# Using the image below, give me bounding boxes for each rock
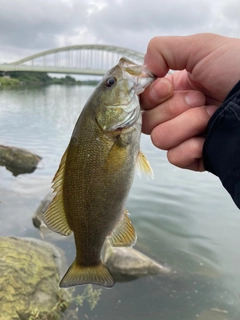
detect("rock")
[102,240,172,282]
[0,144,42,176]
[0,236,71,320]
[32,192,54,231]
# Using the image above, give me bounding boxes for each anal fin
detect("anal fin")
[109,209,137,247]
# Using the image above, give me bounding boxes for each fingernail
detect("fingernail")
[206,105,218,117]
[185,92,205,107]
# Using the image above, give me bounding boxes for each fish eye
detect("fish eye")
[105,77,116,87]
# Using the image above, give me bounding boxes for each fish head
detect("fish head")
[95,57,155,133]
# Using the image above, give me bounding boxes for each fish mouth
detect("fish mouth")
[134,69,156,95]
[119,57,156,95]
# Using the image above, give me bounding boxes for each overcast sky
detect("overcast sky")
[0,0,240,63]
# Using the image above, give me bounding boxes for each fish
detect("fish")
[43,57,155,288]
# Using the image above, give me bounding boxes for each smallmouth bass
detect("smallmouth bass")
[43,57,155,288]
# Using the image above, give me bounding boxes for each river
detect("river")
[0,84,240,320]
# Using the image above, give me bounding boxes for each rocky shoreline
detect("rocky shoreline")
[0,236,71,320]
[0,143,173,319]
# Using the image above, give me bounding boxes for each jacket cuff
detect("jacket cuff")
[203,81,240,208]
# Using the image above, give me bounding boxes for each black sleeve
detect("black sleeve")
[203,81,240,209]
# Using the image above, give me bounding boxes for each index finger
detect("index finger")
[144,34,217,76]
[140,77,173,110]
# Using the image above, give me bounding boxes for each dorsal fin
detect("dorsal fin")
[109,210,137,247]
[136,150,154,179]
[43,148,72,236]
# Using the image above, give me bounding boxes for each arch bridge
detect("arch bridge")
[0,45,144,75]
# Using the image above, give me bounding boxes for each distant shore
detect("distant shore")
[0,77,20,87]
[0,71,99,88]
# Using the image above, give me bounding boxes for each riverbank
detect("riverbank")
[0,77,20,87]
[0,71,99,87]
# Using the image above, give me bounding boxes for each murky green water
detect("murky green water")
[1,85,240,320]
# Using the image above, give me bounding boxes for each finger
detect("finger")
[151,105,218,150]
[167,136,205,171]
[140,77,173,110]
[142,90,206,134]
[164,72,221,106]
[165,70,194,91]
[144,34,218,76]
[144,34,235,101]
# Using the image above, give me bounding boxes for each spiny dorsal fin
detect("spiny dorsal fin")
[136,150,154,179]
[60,260,115,288]
[43,148,72,236]
[109,209,137,247]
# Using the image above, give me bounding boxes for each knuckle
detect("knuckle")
[187,107,209,132]
[167,149,179,166]
[148,37,160,50]
[151,127,167,150]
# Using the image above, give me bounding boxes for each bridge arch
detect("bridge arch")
[0,45,144,75]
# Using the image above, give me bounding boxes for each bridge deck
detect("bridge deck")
[0,64,107,75]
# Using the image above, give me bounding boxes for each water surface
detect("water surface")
[0,85,240,320]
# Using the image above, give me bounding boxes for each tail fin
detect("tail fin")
[60,260,115,288]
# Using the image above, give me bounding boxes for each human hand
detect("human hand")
[141,33,240,171]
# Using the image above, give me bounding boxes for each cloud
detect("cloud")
[0,0,89,49]
[0,0,240,62]
[89,0,212,32]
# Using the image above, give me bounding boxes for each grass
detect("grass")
[0,77,20,87]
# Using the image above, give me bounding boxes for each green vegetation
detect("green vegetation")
[7,71,51,84]
[0,77,20,86]
[0,71,99,87]
[28,284,102,320]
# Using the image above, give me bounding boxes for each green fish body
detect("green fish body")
[43,57,155,288]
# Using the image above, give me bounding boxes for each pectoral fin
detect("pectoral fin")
[43,148,72,236]
[136,150,154,179]
[109,210,137,247]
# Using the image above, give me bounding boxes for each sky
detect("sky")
[0,0,240,63]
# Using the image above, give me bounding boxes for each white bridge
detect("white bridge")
[0,45,144,75]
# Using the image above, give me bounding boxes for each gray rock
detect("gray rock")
[0,144,42,176]
[32,192,54,231]
[0,236,71,320]
[102,240,172,282]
